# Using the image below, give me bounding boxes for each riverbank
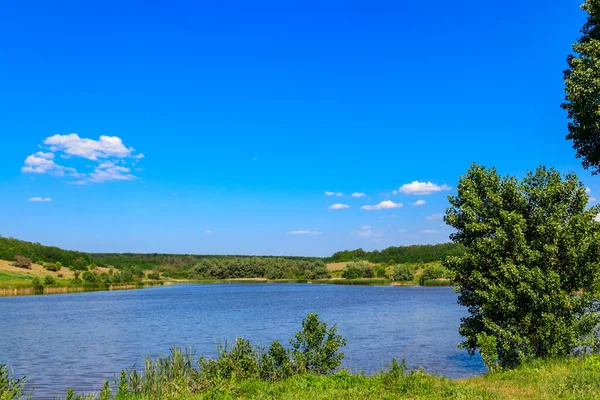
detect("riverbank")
[0,278,455,297]
[145,356,599,399]
[4,353,597,399]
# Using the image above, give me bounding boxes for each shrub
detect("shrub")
[341,261,374,279]
[393,265,414,281]
[82,271,97,283]
[374,265,387,278]
[44,275,56,285]
[12,255,32,269]
[43,263,61,272]
[92,313,347,398]
[290,312,347,375]
[119,270,133,283]
[147,271,160,280]
[0,365,25,399]
[419,266,445,285]
[341,265,362,279]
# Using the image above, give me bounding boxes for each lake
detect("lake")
[0,283,484,399]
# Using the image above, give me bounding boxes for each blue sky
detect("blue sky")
[0,0,595,256]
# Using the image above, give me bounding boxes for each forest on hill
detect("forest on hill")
[327,243,465,264]
[0,235,463,270]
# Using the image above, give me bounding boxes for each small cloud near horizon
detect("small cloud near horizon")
[354,225,383,237]
[361,200,403,211]
[328,203,349,210]
[29,197,52,202]
[351,192,366,198]
[288,230,322,235]
[399,181,451,195]
[412,199,426,206]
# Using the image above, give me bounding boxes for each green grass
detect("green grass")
[0,271,34,288]
[18,355,600,399]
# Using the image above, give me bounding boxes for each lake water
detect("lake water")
[0,284,484,399]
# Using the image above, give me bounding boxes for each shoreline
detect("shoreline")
[0,278,454,298]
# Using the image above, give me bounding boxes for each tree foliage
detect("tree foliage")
[444,164,600,368]
[11,255,32,269]
[328,243,464,264]
[563,0,600,173]
[392,265,414,281]
[289,313,347,375]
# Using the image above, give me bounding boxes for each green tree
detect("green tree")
[444,164,600,368]
[563,0,600,173]
[44,275,56,285]
[419,266,445,285]
[374,265,387,278]
[392,265,414,281]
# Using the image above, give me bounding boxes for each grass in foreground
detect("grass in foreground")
[3,313,600,400]
[6,355,600,399]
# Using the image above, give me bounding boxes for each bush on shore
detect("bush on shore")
[11,255,32,270]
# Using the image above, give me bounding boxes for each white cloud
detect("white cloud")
[590,197,597,203]
[22,152,73,176]
[412,199,426,206]
[392,190,398,195]
[22,133,143,184]
[380,214,398,219]
[288,230,322,235]
[595,214,600,223]
[354,225,383,237]
[586,187,592,195]
[328,203,350,210]
[351,192,366,198]
[325,191,335,196]
[421,229,439,234]
[29,197,52,202]
[204,230,213,234]
[35,151,54,160]
[398,181,451,195]
[361,200,403,211]
[89,164,137,183]
[44,133,139,160]
[398,228,408,233]
[425,213,444,220]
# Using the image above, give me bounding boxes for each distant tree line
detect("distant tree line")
[327,243,465,264]
[0,236,95,268]
[90,253,320,270]
[1,236,458,281]
[163,257,329,280]
[0,236,329,280]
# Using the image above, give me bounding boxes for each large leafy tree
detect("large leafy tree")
[444,164,600,368]
[563,0,600,173]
